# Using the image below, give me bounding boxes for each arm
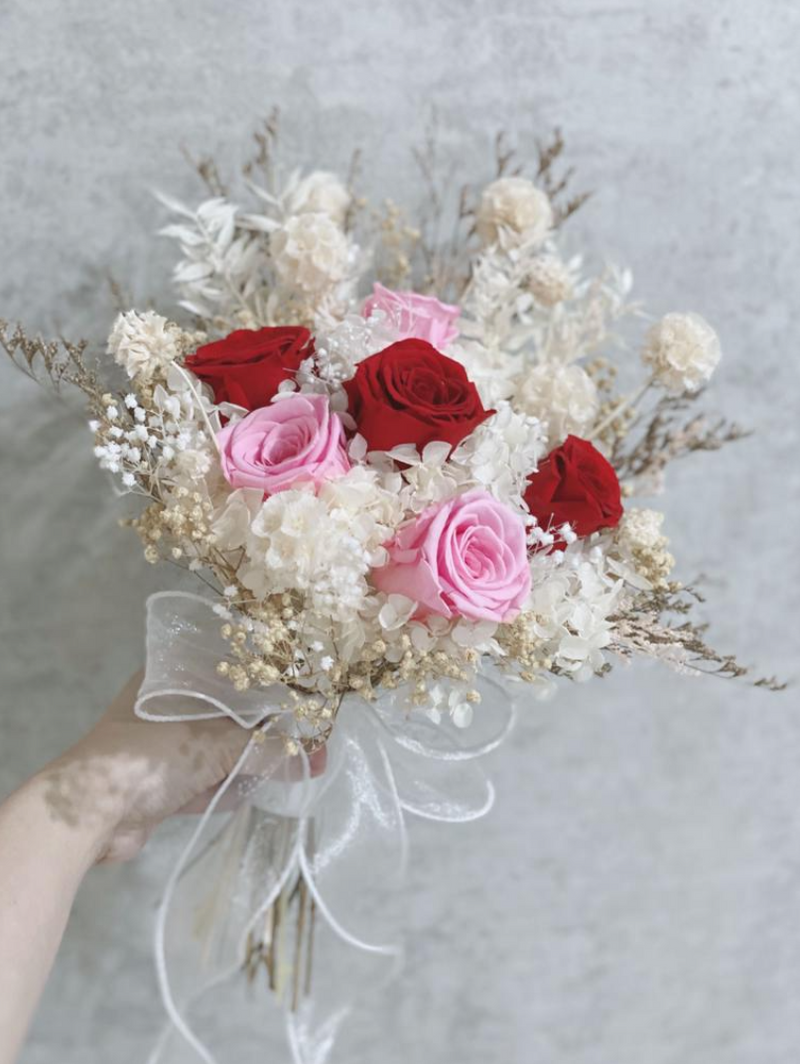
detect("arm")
[0,673,252,1064]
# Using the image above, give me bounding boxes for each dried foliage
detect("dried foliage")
[241,108,281,184]
[492,127,592,225]
[614,390,751,491]
[0,319,104,414]
[410,123,591,302]
[533,128,592,226]
[611,583,787,691]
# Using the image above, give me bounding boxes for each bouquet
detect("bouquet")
[1,120,781,1063]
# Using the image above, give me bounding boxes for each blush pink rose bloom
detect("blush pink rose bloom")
[362,282,460,349]
[373,489,531,623]
[217,393,350,494]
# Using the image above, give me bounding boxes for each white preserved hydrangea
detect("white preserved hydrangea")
[515,362,599,448]
[287,171,351,227]
[240,489,367,616]
[642,312,721,394]
[451,401,546,511]
[476,176,553,249]
[271,212,350,294]
[318,464,404,556]
[387,441,465,514]
[526,545,625,679]
[383,404,544,516]
[107,310,181,381]
[221,467,402,624]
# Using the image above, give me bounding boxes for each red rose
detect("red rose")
[185,326,314,410]
[524,435,623,544]
[343,339,493,453]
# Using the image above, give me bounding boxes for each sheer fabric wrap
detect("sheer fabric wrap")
[135,592,517,1064]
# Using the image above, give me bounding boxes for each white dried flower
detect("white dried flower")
[618,508,666,552]
[107,310,181,381]
[378,594,417,631]
[476,176,553,248]
[515,362,599,448]
[447,339,517,408]
[271,212,349,294]
[171,446,214,482]
[526,254,574,306]
[288,171,351,227]
[526,544,624,679]
[615,507,675,589]
[642,312,721,394]
[212,488,263,552]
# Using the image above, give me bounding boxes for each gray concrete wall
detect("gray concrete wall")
[1,1,799,1061]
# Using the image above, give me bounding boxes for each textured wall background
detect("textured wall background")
[1,1,799,1062]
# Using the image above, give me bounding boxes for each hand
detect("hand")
[0,671,324,1063]
[38,672,323,863]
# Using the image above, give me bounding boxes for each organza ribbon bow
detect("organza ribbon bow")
[134,591,516,1064]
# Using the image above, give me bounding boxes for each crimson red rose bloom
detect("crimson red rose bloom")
[185,326,314,410]
[343,339,493,453]
[524,435,623,543]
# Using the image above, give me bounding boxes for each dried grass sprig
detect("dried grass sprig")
[534,128,592,226]
[242,108,281,184]
[180,143,228,198]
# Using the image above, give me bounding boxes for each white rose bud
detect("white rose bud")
[642,312,721,394]
[271,212,350,294]
[288,170,351,227]
[516,362,599,447]
[107,310,181,381]
[476,176,553,249]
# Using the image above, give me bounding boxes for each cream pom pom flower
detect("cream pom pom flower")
[476,176,553,248]
[272,212,350,294]
[642,312,721,394]
[526,254,574,306]
[287,171,351,227]
[515,361,599,447]
[107,310,181,381]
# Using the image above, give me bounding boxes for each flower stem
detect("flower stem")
[592,377,653,438]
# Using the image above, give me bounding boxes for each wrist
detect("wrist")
[31,745,132,867]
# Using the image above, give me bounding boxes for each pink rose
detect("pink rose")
[362,283,460,349]
[373,489,531,623]
[217,393,350,494]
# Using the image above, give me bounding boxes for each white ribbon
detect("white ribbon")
[135,591,517,1064]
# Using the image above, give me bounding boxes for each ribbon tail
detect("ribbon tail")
[147,736,257,1064]
[146,728,312,1064]
[283,704,408,1064]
